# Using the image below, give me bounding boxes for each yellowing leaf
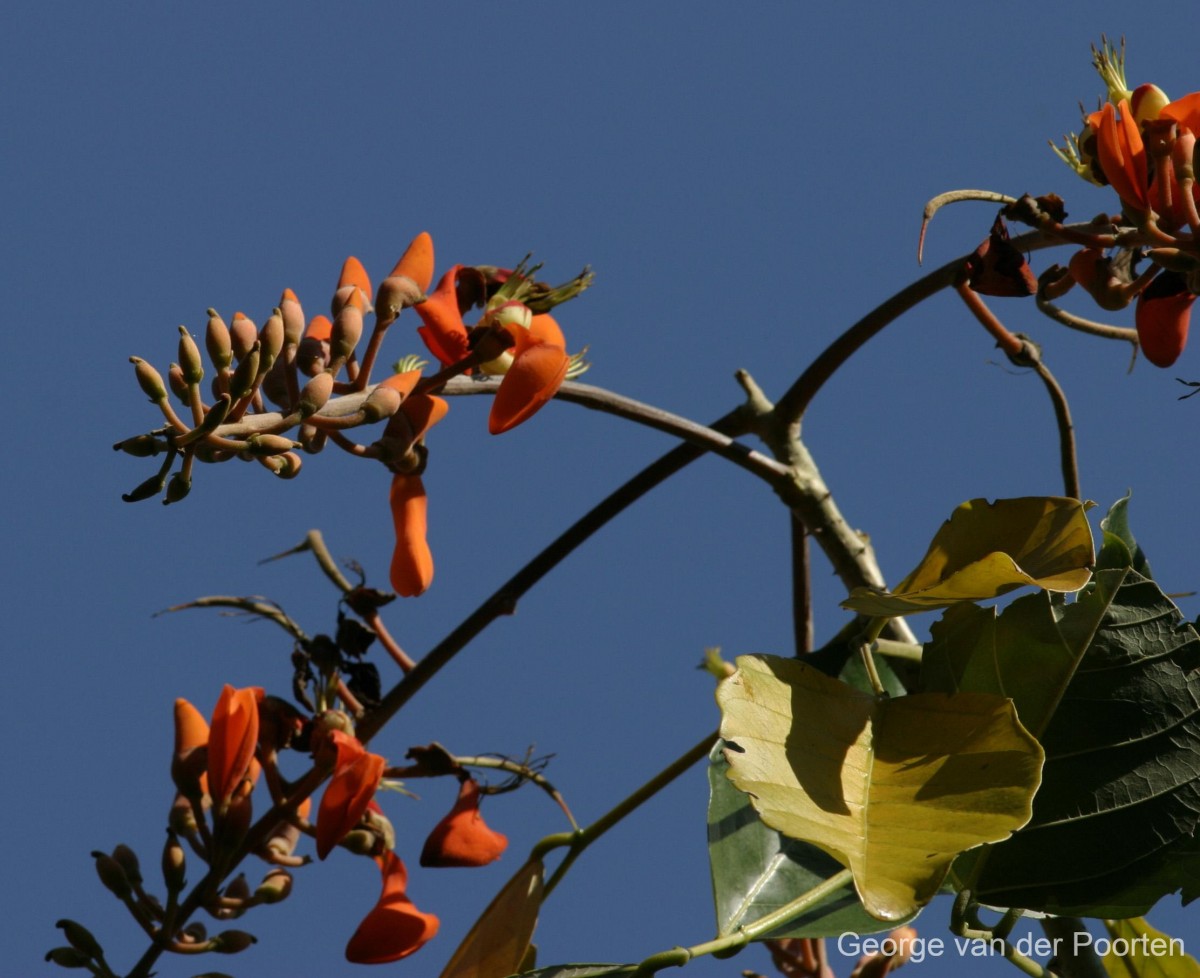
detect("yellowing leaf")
[843,496,1093,616]
[439,859,544,978]
[717,655,1043,921]
[1101,918,1200,978]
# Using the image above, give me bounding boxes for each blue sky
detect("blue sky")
[4,4,1197,977]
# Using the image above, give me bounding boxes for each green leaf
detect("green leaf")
[935,567,1200,915]
[716,655,1043,922]
[1098,492,1153,576]
[923,568,1125,739]
[438,860,543,978]
[1101,918,1200,978]
[843,497,1094,617]
[707,743,913,939]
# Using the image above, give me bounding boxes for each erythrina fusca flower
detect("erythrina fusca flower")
[316,731,386,860]
[415,265,471,367]
[488,329,570,434]
[1136,270,1194,367]
[389,474,433,598]
[207,685,262,808]
[376,232,435,328]
[344,851,439,963]
[420,778,509,868]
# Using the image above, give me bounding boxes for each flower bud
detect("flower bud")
[229,312,258,361]
[92,850,132,900]
[167,363,188,402]
[206,309,232,370]
[258,310,284,377]
[162,831,187,893]
[279,288,305,349]
[131,357,168,402]
[110,845,143,886]
[178,326,204,386]
[296,371,333,418]
[254,869,294,904]
[56,919,104,959]
[212,929,257,954]
[228,342,261,400]
[361,384,403,423]
[330,291,365,369]
[332,256,373,318]
[45,947,91,968]
[163,471,191,505]
[114,434,163,457]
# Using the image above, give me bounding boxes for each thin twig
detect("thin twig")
[1030,357,1081,500]
[1035,295,1139,346]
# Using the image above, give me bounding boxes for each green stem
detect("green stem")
[533,730,718,899]
[632,869,854,976]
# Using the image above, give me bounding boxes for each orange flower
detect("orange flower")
[172,697,211,799]
[316,731,386,859]
[488,331,569,435]
[1088,100,1151,215]
[377,232,435,328]
[333,256,373,317]
[420,778,508,868]
[344,851,439,963]
[388,473,433,598]
[207,686,262,807]
[1136,270,1194,367]
[415,266,471,367]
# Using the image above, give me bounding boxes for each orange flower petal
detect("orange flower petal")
[488,339,569,435]
[345,851,440,963]
[316,732,386,859]
[389,474,434,598]
[338,256,372,299]
[1092,100,1150,213]
[378,369,422,400]
[400,393,449,443]
[1161,92,1200,137]
[207,686,261,805]
[420,779,508,868]
[304,315,333,342]
[415,266,471,367]
[387,232,435,293]
[174,698,210,756]
[528,312,566,348]
[1136,270,1194,367]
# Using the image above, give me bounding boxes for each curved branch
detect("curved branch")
[774,227,1096,427]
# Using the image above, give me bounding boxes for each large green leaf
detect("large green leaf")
[843,497,1093,617]
[928,558,1200,915]
[717,655,1043,922]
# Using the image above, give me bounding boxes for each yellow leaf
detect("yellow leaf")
[438,859,544,978]
[717,655,1043,921]
[843,496,1093,616]
[1101,918,1200,978]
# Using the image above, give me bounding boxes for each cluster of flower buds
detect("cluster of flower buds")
[1046,38,1200,366]
[116,233,592,600]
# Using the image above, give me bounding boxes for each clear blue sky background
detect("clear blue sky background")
[4,4,1197,977]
